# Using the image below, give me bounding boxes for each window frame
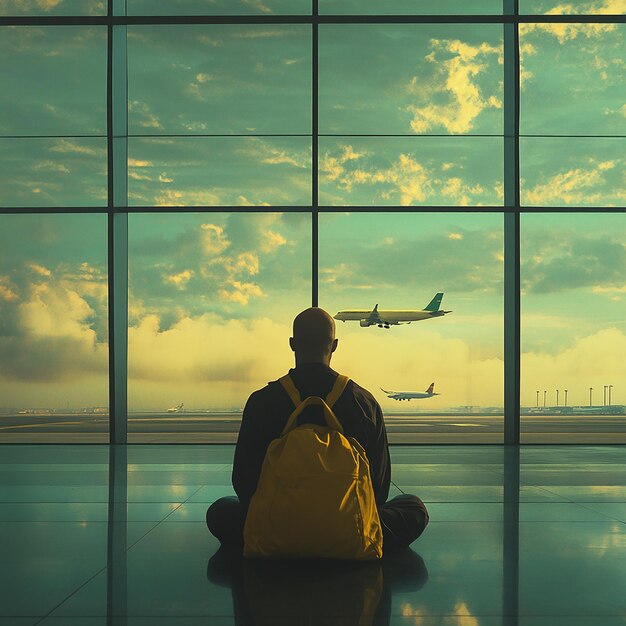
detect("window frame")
[1,1,623,444]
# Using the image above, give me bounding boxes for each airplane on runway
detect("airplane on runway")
[334,293,451,329]
[381,383,440,401]
[167,403,184,413]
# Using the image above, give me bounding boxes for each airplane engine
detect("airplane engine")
[359,319,371,327]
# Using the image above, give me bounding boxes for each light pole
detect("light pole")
[536,390,539,408]
[589,387,593,407]
[564,389,568,407]
[609,385,613,406]
[544,390,547,408]
[604,385,607,406]
[556,389,559,406]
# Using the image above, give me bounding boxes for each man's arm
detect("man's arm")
[368,402,391,506]
[232,392,267,515]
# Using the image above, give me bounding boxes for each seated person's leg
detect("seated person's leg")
[206,496,244,548]
[379,494,429,554]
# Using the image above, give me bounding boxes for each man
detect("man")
[206,307,429,554]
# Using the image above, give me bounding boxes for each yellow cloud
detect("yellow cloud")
[524,160,620,205]
[522,327,626,407]
[166,269,194,289]
[153,188,221,207]
[0,277,19,302]
[50,140,104,157]
[407,39,502,133]
[201,223,230,256]
[127,315,292,408]
[219,280,264,304]
[26,262,52,277]
[129,101,162,130]
[260,230,287,253]
[520,1,619,43]
[128,158,152,168]
[321,147,494,206]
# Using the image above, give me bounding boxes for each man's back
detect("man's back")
[206,307,428,555]
[232,362,391,515]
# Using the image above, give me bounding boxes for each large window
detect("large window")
[0,3,623,443]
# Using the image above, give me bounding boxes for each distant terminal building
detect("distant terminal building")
[521,405,625,416]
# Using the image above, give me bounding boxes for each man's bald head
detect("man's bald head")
[290,307,338,364]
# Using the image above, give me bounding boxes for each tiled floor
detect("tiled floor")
[1,445,625,625]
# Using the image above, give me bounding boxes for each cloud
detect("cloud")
[166,269,194,289]
[201,224,230,256]
[522,327,626,406]
[127,137,311,207]
[524,160,622,206]
[50,139,105,157]
[0,270,108,384]
[127,213,304,328]
[522,231,626,294]
[406,39,502,134]
[129,101,162,130]
[127,315,294,403]
[521,2,619,43]
[254,141,310,169]
[0,277,19,302]
[320,222,503,295]
[320,145,499,206]
[218,280,264,304]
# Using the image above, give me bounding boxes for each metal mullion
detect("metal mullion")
[107,0,129,445]
[504,0,521,446]
[107,1,116,446]
[3,205,625,214]
[312,0,319,307]
[2,13,624,27]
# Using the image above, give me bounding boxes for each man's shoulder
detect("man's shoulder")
[346,378,381,410]
[245,376,289,408]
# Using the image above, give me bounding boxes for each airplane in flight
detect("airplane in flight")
[381,383,440,401]
[334,293,451,329]
[167,403,184,413]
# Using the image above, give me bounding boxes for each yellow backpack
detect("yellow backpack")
[243,374,383,560]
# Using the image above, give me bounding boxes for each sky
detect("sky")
[0,6,624,426]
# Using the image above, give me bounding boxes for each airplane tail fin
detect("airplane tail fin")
[424,292,444,312]
[426,383,435,394]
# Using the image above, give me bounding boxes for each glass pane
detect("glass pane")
[127,212,311,442]
[0,0,105,15]
[0,26,107,136]
[320,0,502,14]
[128,25,311,135]
[520,23,624,135]
[0,214,108,443]
[128,137,311,206]
[319,137,503,206]
[320,212,504,443]
[0,138,108,208]
[520,138,624,207]
[521,213,626,443]
[320,24,503,135]
[520,0,626,14]
[128,0,311,15]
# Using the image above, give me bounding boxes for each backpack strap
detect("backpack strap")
[281,397,343,436]
[326,374,350,408]
[278,374,301,407]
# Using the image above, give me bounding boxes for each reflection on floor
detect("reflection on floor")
[0,445,625,625]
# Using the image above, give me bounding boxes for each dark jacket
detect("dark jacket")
[232,363,391,515]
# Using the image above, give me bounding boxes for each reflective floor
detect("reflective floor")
[1,445,625,625]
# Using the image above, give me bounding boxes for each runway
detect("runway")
[2,412,626,443]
